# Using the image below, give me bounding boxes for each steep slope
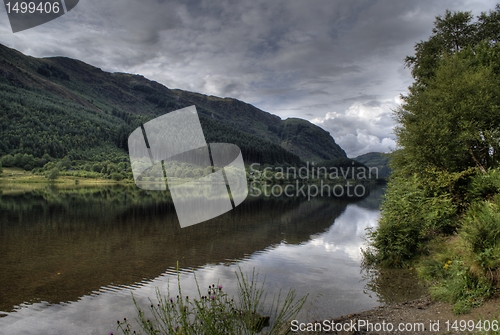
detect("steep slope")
[353,152,391,179]
[281,118,346,162]
[0,43,346,165]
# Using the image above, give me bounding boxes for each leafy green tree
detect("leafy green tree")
[1,154,15,167]
[405,5,500,86]
[92,163,104,173]
[396,44,500,176]
[369,6,500,267]
[58,156,72,170]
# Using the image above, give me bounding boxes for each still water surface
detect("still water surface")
[0,184,423,334]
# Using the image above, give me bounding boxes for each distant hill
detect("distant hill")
[0,43,346,167]
[353,152,392,179]
[281,118,346,162]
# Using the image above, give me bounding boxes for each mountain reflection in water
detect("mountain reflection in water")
[0,183,421,335]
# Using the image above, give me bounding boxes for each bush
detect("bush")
[1,154,15,167]
[414,171,500,314]
[365,172,457,267]
[467,168,500,202]
[111,172,124,181]
[460,197,500,255]
[46,167,59,180]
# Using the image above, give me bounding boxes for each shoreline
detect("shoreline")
[0,167,129,186]
[300,294,500,334]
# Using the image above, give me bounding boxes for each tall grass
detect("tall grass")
[116,268,307,335]
[414,171,500,314]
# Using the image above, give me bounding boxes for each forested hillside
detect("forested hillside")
[353,152,391,179]
[0,43,346,171]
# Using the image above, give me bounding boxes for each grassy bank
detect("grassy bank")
[0,167,129,185]
[364,168,500,315]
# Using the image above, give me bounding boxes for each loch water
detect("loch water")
[0,183,424,334]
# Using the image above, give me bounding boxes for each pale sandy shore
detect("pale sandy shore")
[296,294,500,335]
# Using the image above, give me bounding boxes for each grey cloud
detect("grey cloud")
[308,90,330,96]
[335,94,379,105]
[364,100,382,107]
[1,0,498,156]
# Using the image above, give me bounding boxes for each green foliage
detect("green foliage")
[413,169,500,314]
[467,168,500,201]
[369,4,500,269]
[367,6,500,312]
[428,260,492,314]
[200,115,303,165]
[415,240,493,315]
[46,167,59,180]
[405,5,500,85]
[366,172,457,267]
[318,158,373,179]
[279,118,346,162]
[117,268,307,335]
[37,62,70,80]
[459,190,500,284]
[397,45,500,176]
[111,172,125,181]
[460,196,500,255]
[0,42,345,167]
[354,152,392,179]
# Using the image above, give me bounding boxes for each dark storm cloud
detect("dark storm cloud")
[0,0,497,155]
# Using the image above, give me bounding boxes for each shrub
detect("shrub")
[1,154,15,167]
[414,173,500,314]
[111,172,124,181]
[467,168,500,202]
[46,167,59,180]
[365,172,457,267]
[460,198,500,255]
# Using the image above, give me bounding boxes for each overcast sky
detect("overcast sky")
[0,0,497,157]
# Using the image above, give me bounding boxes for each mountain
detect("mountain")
[353,152,391,179]
[0,43,346,167]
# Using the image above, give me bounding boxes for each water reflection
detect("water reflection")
[0,183,419,335]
